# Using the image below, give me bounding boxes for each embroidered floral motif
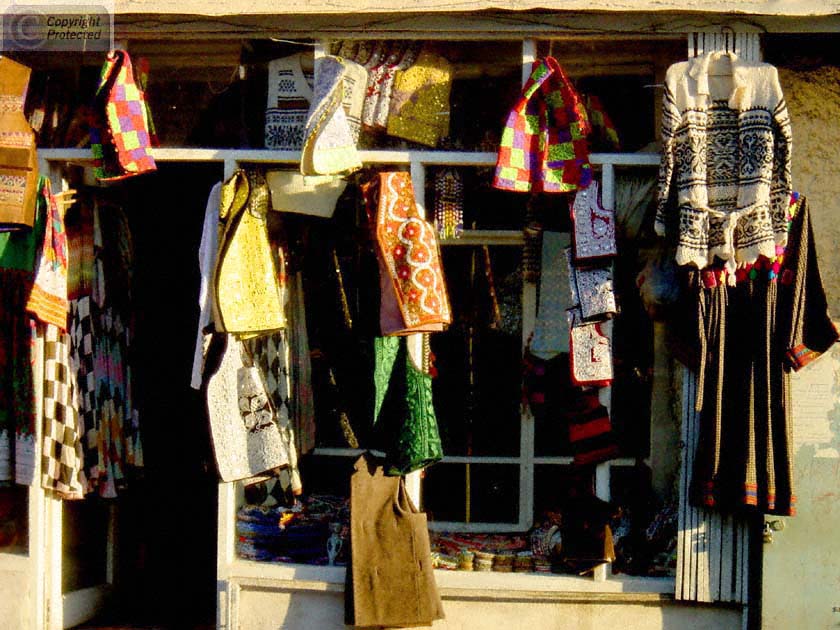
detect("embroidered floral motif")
[365,172,451,334]
[571,180,617,262]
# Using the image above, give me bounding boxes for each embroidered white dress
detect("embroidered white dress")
[655,51,793,272]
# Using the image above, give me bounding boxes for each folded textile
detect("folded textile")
[301,55,362,177]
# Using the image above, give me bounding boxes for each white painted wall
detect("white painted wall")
[0,561,34,630]
[757,65,840,629]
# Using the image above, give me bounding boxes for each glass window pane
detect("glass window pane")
[533,464,594,524]
[608,463,678,577]
[425,463,519,525]
[62,499,108,591]
[0,486,28,555]
[433,247,522,457]
[425,166,528,232]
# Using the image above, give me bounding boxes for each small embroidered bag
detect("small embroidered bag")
[567,308,613,387]
[566,249,617,321]
[571,180,617,263]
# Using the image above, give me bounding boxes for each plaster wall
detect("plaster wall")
[780,66,840,317]
[115,0,840,16]
[0,564,33,630]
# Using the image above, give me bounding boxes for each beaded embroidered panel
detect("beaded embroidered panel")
[369,172,452,331]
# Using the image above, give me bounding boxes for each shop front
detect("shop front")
[1,3,839,629]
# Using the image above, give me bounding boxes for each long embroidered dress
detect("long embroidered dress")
[672,196,837,515]
[66,197,143,498]
[0,188,41,485]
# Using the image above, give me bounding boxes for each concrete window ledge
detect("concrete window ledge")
[224,559,676,602]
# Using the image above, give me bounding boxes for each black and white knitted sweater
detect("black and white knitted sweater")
[655,51,793,272]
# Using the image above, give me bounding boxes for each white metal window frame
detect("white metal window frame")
[35,38,674,620]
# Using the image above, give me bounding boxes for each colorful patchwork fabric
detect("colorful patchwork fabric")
[363,172,452,335]
[494,57,591,194]
[134,56,159,147]
[91,50,156,182]
[26,177,69,331]
[583,94,620,152]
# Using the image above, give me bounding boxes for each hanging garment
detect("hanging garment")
[244,331,302,494]
[565,389,618,466]
[213,170,285,336]
[655,51,793,272]
[190,181,222,390]
[300,55,362,177]
[363,171,451,336]
[387,48,452,147]
[0,56,38,231]
[372,42,421,129]
[583,93,621,152]
[133,57,159,146]
[287,272,316,456]
[567,255,618,322]
[493,56,591,194]
[265,53,314,150]
[571,180,617,263]
[67,198,143,498]
[25,178,69,330]
[66,197,97,490]
[522,347,564,422]
[90,50,157,182]
[0,217,39,484]
[568,309,613,387]
[205,333,300,483]
[676,196,838,516]
[373,334,443,475]
[361,41,410,129]
[345,452,444,628]
[530,231,572,360]
[40,323,86,499]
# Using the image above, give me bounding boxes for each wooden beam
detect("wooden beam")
[113,11,840,41]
